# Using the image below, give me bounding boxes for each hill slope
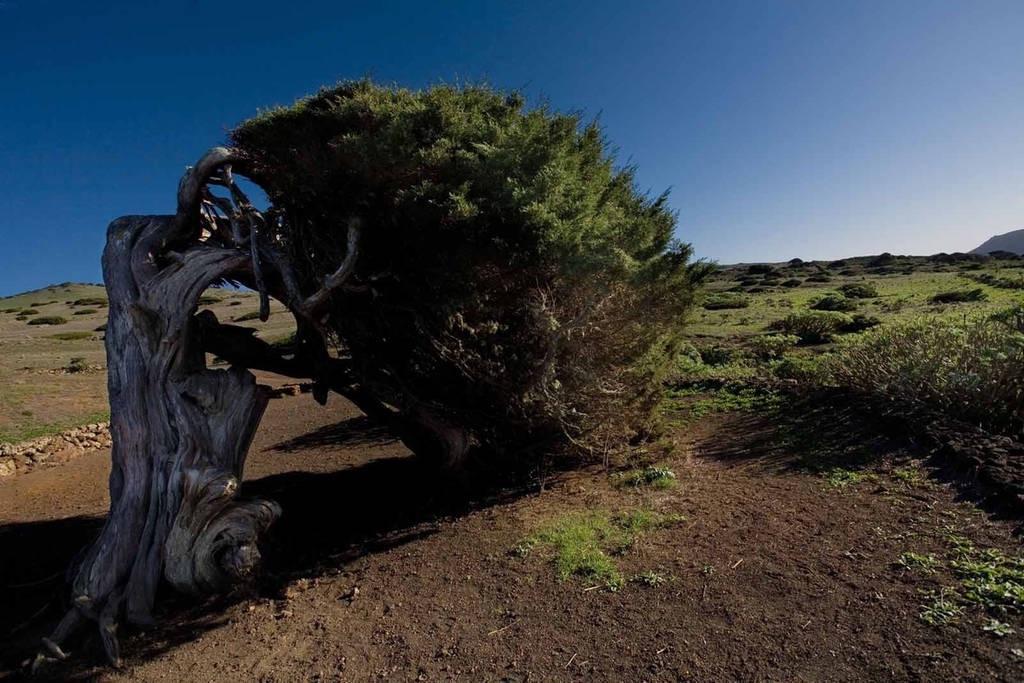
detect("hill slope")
[972,228,1024,255]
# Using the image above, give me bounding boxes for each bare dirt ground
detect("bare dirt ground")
[2,391,1023,681]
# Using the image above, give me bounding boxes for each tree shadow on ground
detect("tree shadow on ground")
[0,417,536,680]
[698,391,1024,528]
[269,414,396,452]
[697,395,913,475]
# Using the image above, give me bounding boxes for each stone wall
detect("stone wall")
[0,422,111,478]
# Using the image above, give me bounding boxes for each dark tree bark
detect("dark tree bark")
[35,148,471,670]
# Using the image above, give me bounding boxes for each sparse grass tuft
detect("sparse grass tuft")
[614,465,677,489]
[518,510,684,590]
[27,316,67,326]
[48,331,93,341]
[824,467,866,488]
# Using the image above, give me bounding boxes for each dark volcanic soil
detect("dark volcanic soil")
[1,394,1022,681]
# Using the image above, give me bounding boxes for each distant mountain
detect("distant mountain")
[971,229,1024,256]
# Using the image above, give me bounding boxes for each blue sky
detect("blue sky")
[1,1,1022,296]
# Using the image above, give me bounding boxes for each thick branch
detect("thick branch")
[301,218,361,317]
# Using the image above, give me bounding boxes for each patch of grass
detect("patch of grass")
[824,467,866,488]
[73,308,98,315]
[517,510,684,590]
[0,410,111,444]
[891,466,922,485]
[72,297,107,306]
[665,384,782,422]
[19,309,39,315]
[198,295,221,305]
[234,311,262,322]
[613,465,677,489]
[48,331,93,341]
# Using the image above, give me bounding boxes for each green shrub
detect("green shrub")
[823,318,1024,437]
[991,303,1024,333]
[770,311,852,344]
[838,282,878,299]
[929,288,986,304]
[703,294,749,310]
[66,357,88,373]
[73,297,107,306]
[840,314,882,333]
[73,308,97,315]
[234,311,261,322]
[49,331,93,341]
[749,333,799,361]
[746,264,778,275]
[806,274,831,283]
[20,309,39,315]
[27,316,67,326]
[810,294,857,312]
[198,295,221,305]
[697,344,736,366]
[781,278,802,288]
[1,307,20,313]
[232,80,712,459]
[771,355,823,382]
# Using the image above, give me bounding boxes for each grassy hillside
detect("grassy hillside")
[0,284,296,443]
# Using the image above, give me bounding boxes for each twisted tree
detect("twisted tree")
[36,81,709,668]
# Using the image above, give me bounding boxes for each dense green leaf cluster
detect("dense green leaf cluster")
[232,81,709,460]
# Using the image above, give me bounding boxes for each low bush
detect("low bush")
[703,294,749,310]
[823,318,1023,438]
[770,311,852,344]
[840,314,882,333]
[66,357,88,373]
[747,264,778,275]
[73,308,97,315]
[20,309,39,315]
[805,274,831,283]
[234,311,262,322]
[73,297,107,306]
[781,278,802,288]
[838,282,879,299]
[697,344,737,366]
[991,303,1024,333]
[929,288,986,304]
[27,316,67,326]
[748,333,799,361]
[198,295,221,305]
[771,355,823,382]
[49,331,93,341]
[810,294,857,312]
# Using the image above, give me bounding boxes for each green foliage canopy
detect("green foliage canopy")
[231,81,710,459]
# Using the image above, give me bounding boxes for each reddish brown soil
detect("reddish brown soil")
[1,396,1022,681]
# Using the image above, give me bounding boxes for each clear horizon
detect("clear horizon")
[1,0,1022,297]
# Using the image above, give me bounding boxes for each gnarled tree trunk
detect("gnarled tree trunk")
[35,149,471,670]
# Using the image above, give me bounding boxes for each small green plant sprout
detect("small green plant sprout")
[950,548,1024,611]
[891,466,921,485]
[614,465,677,489]
[898,552,939,574]
[632,570,668,587]
[701,564,715,577]
[919,588,964,625]
[511,538,536,558]
[824,467,865,488]
[982,619,1015,637]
